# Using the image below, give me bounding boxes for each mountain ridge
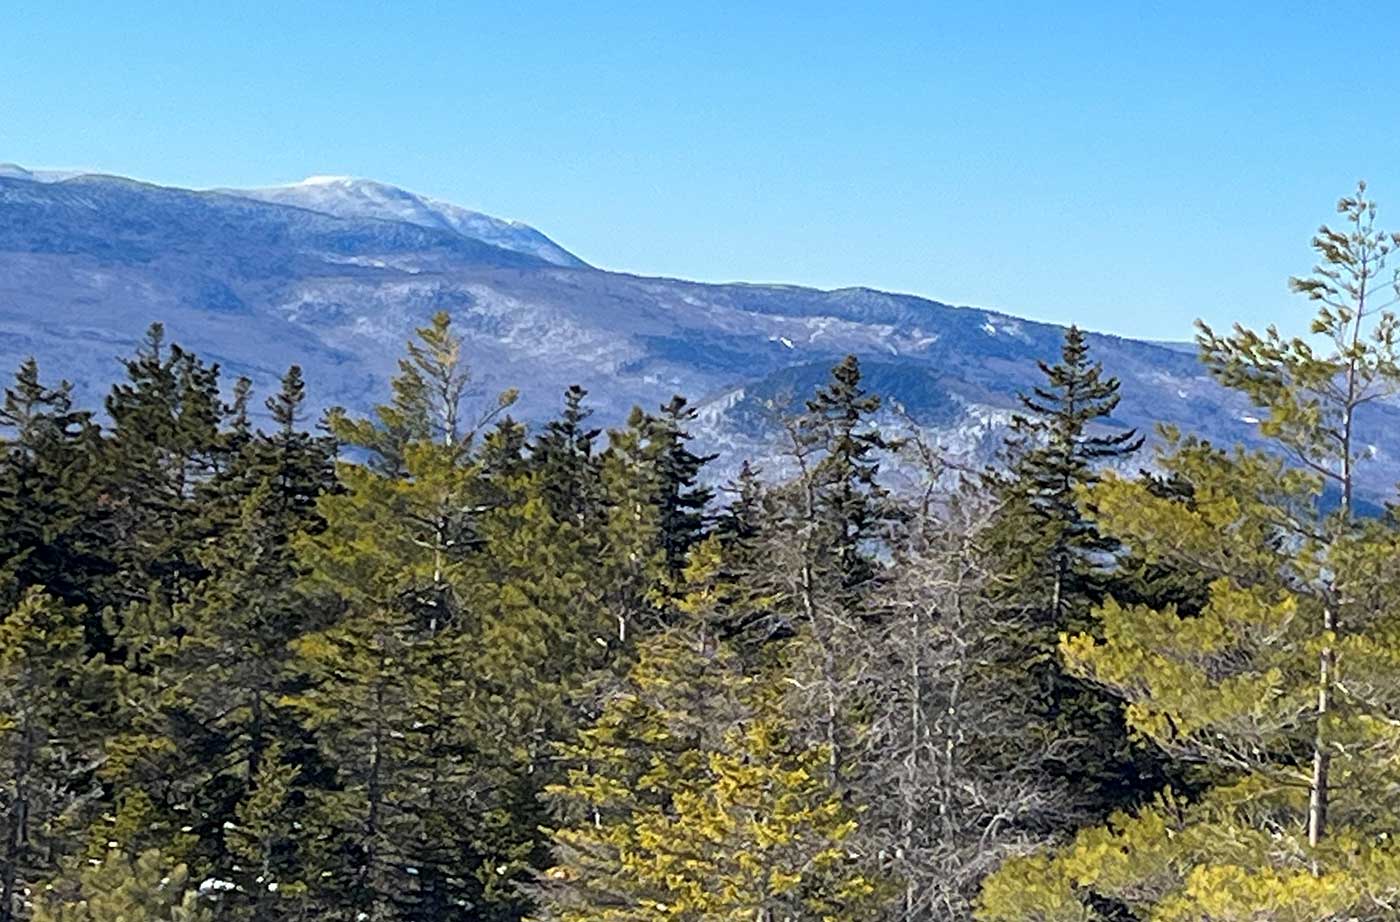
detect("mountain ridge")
[2,165,1395,493]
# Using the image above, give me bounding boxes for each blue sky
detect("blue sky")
[3,2,1398,341]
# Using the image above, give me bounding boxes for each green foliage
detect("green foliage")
[31,849,212,922]
[979,183,1400,922]
[988,324,1143,630]
[0,360,106,616]
[0,590,107,922]
[15,188,1400,922]
[535,629,888,922]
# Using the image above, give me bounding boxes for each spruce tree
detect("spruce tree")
[979,182,1400,922]
[794,354,898,592]
[0,360,106,617]
[759,356,898,783]
[980,325,1165,812]
[97,364,335,889]
[291,313,537,921]
[529,386,602,529]
[991,324,1143,630]
[596,409,666,645]
[645,395,716,581]
[98,325,229,610]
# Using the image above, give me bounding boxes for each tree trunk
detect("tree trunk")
[1307,604,1335,850]
[0,721,35,922]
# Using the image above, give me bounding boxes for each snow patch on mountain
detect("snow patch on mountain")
[228,176,588,269]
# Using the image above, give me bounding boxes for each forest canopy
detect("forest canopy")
[3,183,1400,922]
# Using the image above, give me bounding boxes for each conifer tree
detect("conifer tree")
[31,848,213,922]
[0,590,107,922]
[990,325,1142,630]
[535,625,887,922]
[98,324,230,609]
[645,395,716,581]
[291,313,536,921]
[794,354,897,592]
[596,409,667,645]
[93,364,334,890]
[980,326,1166,812]
[529,386,602,529]
[245,365,338,526]
[222,742,313,922]
[979,183,1400,922]
[0,360,106,616]
[760,356,898,784]
[101,473,326,878]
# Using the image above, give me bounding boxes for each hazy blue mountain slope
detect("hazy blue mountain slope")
[2,168,1397,495]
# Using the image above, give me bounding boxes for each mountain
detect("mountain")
[229,175,588,269]
[1,167,1397,495]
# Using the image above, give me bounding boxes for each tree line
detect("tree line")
[3,183,1400,921]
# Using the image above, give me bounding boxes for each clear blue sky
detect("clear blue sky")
[4,2,1398,341]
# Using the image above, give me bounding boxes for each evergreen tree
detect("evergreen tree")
[0,590,107,922]
[758,356,899,784]
[529,386,602,529]
[794,354,898,592]
[980,326,1167,812]
[98,324,230,610]
[31,849,213,922]
[100,475,325,885]
[645,395,716,581]
[979,183,1400,922]
[94,365,335,892]
[291,314,537,921]
[0,360,106,617]
[222,742,313,922]
[246,365,338,526]
[990,324,1143,630]
[596,409,666,645]
[534,627,888,922]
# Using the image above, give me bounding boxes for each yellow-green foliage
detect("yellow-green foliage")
[32,849,212,922]
[979,439,1400,920]
[980,783,1400,922]
[981,180,1400,922]
[535,632,886,922]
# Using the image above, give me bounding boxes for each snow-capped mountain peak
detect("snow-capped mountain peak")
[229,176,587,269]
[294,174,358,186]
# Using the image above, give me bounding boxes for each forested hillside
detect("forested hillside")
[4,185,1400,922]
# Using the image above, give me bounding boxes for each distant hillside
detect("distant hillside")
[3,167,1398,494]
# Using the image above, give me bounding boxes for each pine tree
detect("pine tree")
[979,182,1400,922]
